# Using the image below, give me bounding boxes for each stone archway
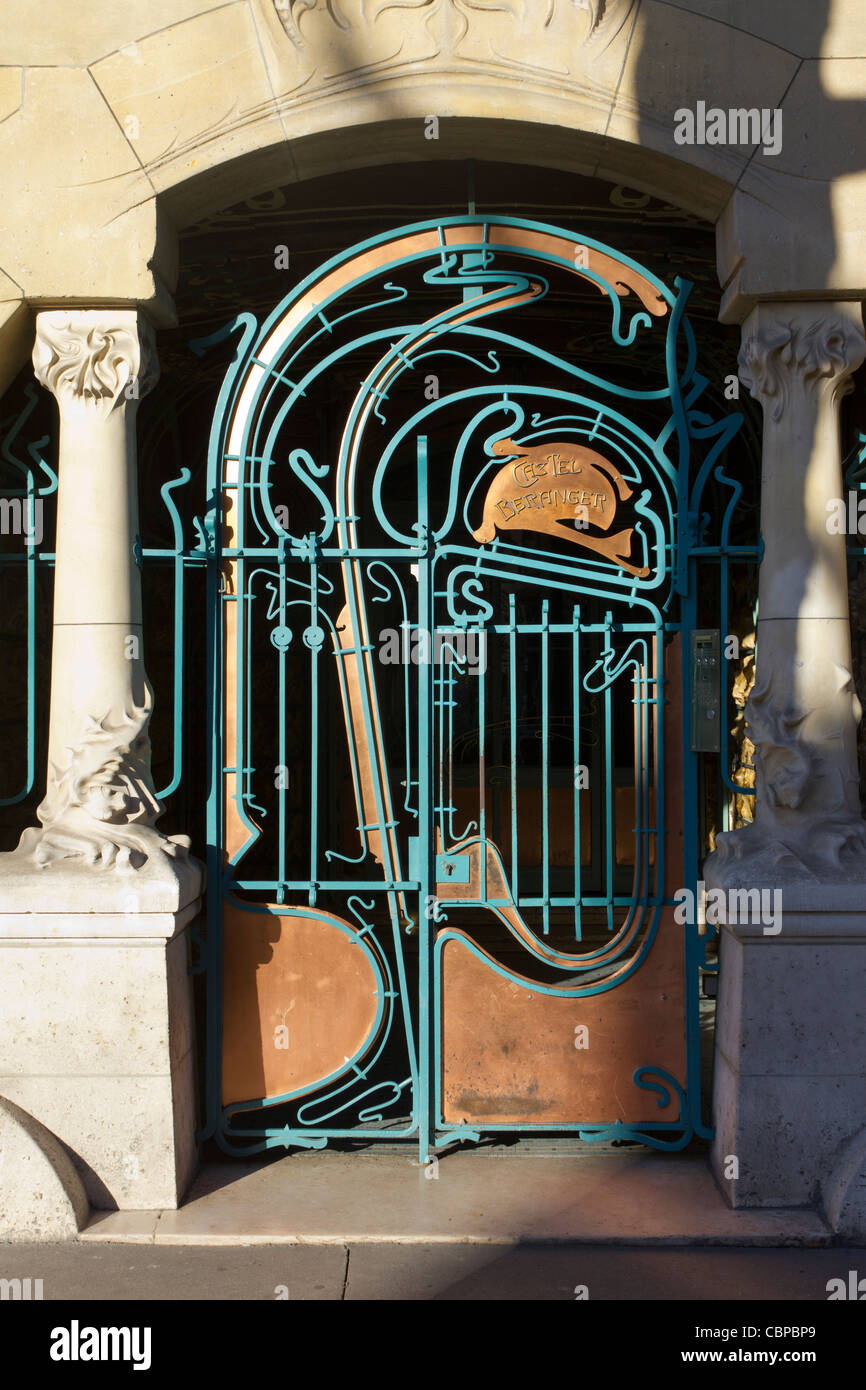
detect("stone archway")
[6,0,856,386]
[1,0,866,1232]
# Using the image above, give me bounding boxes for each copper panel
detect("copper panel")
[446,223,668,318]
[441,637,685,1125]
[251,228,446,375]
[473,438,651,575]
[221,899,382,1108]
[435,831,646,974]
[332,602,389,867]
[440,917,685,1124]
[223,583,251,863]
[221,487,251,863]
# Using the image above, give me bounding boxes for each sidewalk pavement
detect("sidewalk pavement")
[4,1147,861,1300]
[1,1241,863,1300]
[80,1148,830,1247]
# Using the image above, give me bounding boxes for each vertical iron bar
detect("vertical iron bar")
[572,603,582,941]
[509,592,518,902]
[541,598,550,937]
[478,625,486,845]
[682,570,711,1138]
[203,484,223,1144]
[277,535,287,904]
[604,609,614,933]
[436,629,445,845]
[309,536,319,905]
[446,647,456,843]
[24,475,36,799]
[641,653,649,902]
[416,437,433,1160]
[720,552,731,834]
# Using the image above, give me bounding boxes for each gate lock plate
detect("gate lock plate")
[407,837,472,884]
[435,854,471,884]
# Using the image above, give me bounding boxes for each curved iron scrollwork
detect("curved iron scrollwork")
[194,215,748,1157]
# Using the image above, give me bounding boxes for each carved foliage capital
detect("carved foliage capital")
[32,311,159,421]
[738,309,866,423]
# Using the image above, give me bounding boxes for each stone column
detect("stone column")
[8,311,198,893]
[705,302,866,1229]
[0,311,202,1228]
[711,302,866,883]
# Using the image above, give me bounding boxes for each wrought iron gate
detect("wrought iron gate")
[198,216,750,1157]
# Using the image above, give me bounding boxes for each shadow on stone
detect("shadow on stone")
[0,1096,89,1242]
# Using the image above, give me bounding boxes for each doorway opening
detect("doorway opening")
[131,160,760,1157]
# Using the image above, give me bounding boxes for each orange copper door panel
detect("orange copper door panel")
[221,900,382,1108]
[440,637,686,1126]
[439,915,684,1125]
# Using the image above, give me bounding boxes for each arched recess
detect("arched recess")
[158,118,736,235]
[0,115,739,392]
[4,0,858,383]
[185,200,751,1158]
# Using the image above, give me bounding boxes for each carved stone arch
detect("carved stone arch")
[1,0,860,391]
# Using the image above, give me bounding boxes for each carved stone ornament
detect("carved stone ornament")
[709,669,866,884]
[32,312,159,421]
[738,315,866,423]
[15,685,190,872]
[271,0,637,78]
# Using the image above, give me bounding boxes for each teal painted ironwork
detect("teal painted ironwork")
[0,222,765,1162]
[178,215,756,1157]
[0,387,56,807]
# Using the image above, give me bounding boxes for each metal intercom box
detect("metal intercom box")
[690,629,720,752]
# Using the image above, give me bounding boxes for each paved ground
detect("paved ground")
[80,1148,831,1246]
[1,1241,864,1300]
[7,1149,861,1305]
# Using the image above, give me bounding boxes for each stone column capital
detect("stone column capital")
[32,309,158,422]
[737,302,865,423]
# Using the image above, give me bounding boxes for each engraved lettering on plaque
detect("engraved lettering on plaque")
[473,438,650,577]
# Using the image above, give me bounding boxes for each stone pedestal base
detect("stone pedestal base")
[0,858,202,1220]
[709,882,866,1228]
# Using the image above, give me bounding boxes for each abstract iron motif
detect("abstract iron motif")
[196,216,749,1158]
